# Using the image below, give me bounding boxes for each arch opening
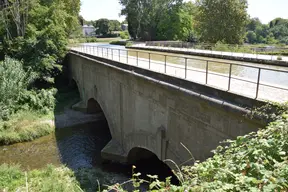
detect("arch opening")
[87,98,103,114]
[127,147,179,185]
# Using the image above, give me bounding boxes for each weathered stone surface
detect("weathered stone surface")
[68,52,264,168]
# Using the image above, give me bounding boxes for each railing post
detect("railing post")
[228,64,232,91]
[185,58,187,79]
[149,53,151,69]
[126,50,128,64]
[206,61,209,84]
[93,46,95,55]
[136,51,138,66]
[97,47,98,56]
[255,68,261,99]
[164,55,167,73]
[119,49,120,62]
[102,47,103,57]
[112,49,114,60]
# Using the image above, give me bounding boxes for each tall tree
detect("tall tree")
[194,0,248,44]
[120,0,184,40]
[0,0,81,84]
[94,18,110,35]
[109,20,121,32]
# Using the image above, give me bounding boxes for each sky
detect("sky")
[80,0,288,24]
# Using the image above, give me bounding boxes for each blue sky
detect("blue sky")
[80,0,288,24]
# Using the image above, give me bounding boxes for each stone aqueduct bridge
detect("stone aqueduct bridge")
[67,50,264,168]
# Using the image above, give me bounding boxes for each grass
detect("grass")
[0,164,82,192]
[0,88,80,145]
[0,111,54,145]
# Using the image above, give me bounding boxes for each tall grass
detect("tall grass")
[0,111,54,145]
[0,164,82,192]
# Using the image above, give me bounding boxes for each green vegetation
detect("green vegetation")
[68,37,122,46]
[109,40,129,46]
[0,0,81,84]
[246,18,288,44]
[194,0,248,44]
[0,57,56,121]
[107,103,288,191]
[0,111,54,145]
[120,0,288,45]
[120,31,130,39]
[0,0,81,144]
[120,0,196,41]
[0,164,82,192]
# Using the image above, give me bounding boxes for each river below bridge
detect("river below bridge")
[78,43,288,102]
[0,116,177,190]
[0,121,131,189]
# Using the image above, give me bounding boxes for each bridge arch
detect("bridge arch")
[127,147,179,184]
[87,98,103,114]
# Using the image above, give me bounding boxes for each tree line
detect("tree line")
[80,17,127,37]
[120,0,288,45]
[0,0,81,120]
[246,18,288,44]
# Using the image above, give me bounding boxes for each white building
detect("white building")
[82,25,95,36]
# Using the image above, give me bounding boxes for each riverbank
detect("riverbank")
[0,164,82,192]
[0,88,103,145]
[0,111,54,145]
[68,37,122,47]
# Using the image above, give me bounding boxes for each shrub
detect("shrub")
[0,57,35,120]
[0,57,57,120]
[109,40,128,46]
[120,31,130,39]
[19,88,57,114]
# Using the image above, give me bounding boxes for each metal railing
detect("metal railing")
[71,45,288,102]
[131,42,288,62]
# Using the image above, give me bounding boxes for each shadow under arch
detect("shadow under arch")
[127,147,180,185]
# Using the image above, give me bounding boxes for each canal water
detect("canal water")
[79,43,288,102]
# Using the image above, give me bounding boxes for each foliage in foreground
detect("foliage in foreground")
[0,164,82,192]
[107,107,288,191]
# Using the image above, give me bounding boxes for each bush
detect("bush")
[0,57,35,120]
[120,31,130,39]
[109,40,128,46]
[19,88,57,114]
[0,57,57,120]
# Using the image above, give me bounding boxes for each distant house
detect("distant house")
[121,24,128,31]
[82,25,95,36]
